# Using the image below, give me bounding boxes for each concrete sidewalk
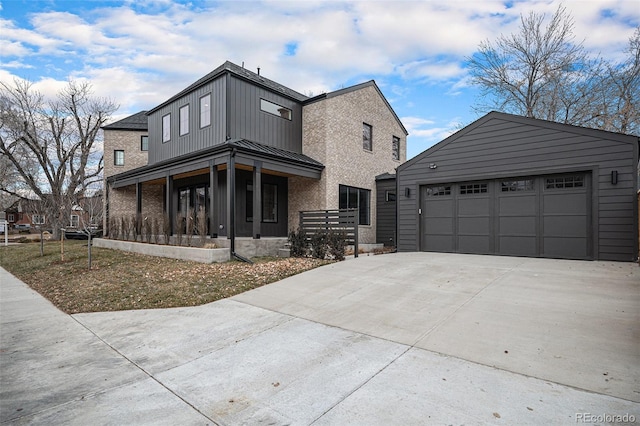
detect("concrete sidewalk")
[1,253,639,425]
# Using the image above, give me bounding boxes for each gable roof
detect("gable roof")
[304,80,408,136]
[102,111,148,131]
[399,111,639,172]
[147,61,309,115]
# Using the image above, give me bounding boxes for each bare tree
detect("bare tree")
[0,79,118,239]
[75,189,103,269]
[467,5,639,135]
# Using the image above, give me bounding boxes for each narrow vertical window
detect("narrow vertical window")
[392,136,400,161]
[140,135,148,151]
[114,150,124,166]
[70,215,79,228]
[179,105,189,136]
[200,94,211,128]
[162,114,171,143]
[363,123,372,151]
[262,183,278,222]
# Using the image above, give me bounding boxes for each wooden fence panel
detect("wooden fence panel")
[299,209,359,257]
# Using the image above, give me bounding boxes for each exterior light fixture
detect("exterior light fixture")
[611,170,618,185]
[429,163,437,169]
[405,187,411,197]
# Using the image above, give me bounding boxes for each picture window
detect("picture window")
[260,99,291,120]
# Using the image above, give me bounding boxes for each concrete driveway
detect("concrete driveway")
[1,253,639,425]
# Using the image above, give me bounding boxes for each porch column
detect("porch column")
[253,161,262,239]
[209,161,218,238]
[227,151,236,247]
[165,173,173,236]
[135,180,142,236]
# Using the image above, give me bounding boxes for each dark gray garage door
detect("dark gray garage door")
[420,173,590,259]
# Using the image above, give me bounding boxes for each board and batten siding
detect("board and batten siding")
[397,112,639,261]
[227,75,303,153]
[148,76,226,164]
[376,176,397,246]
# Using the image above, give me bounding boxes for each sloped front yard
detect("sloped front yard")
[0,240,330,314]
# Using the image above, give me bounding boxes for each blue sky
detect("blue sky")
[1,0,638,158]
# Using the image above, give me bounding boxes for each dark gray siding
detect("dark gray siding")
[376,177,397,246]
[227,75,303,153]
[148,77,226,164]
[397,112,638,261]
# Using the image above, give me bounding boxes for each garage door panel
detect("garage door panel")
[543,193,587,214]
[424,235,454,252]
[499,196,536,215]
[458,235,491,254]
[499,236,537,256]
[425,199,454,217]
[423,218,453,234]
[543,237,588,259]
[543,216,587,237]
[458,198,490,215]
[458,217,490,235]
[499,216,536,236]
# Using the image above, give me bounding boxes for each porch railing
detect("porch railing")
[299,209,359,258]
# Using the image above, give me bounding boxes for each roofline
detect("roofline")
[106,139,324,183]
[398,111,639,172]
[146,61,309,115]
[101,110,148,131]
[303,80,408,136]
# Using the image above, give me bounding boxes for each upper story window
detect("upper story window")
[200,94,211,128]
[392,136,400,160]
[260,99,291,120]
[70,214,79,228]
[179,105,189,136]
[162,114,171,143]
[363,123,372,151]
[141,135,148,151]
[114,150,124,166]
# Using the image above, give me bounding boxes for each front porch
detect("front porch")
[105,139,324,257]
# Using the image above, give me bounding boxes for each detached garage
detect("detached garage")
[396,112,639,261]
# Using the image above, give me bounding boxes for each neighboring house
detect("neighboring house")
[396,111,639,262]
[103,61,407,255]
[3,195,103,232]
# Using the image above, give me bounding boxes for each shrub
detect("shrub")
[310,232,328,259]
[142,217,152,243]
[162,213,171,244]
[175,211,184,246]
[327,229,347,261]
[196,206,208,247]
[288,228,308,257]
[152,216,161,244]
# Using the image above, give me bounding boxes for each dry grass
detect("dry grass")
[0,240,330,314]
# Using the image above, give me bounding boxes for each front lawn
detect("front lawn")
[0,240,330,314]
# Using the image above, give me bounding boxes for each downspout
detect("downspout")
[229,147,252,264]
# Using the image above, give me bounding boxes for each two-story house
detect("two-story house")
[103,61,407,257]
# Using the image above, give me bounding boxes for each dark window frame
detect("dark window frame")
[200,93,211,128]
[260,98,292,120]
[392,136,400,161]
[385,191,396,202]
[339,184,371,226]
[246,182,279,223]
[179,104,189,136]
[545,175,585,190]
[140,135,148,151]
[114,150,125,166]
[426,186,451,196]
[459,183,488,195]
[162,113,171,143]
[363,122,373,151]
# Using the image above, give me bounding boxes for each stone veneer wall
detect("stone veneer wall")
[294,85,406,243]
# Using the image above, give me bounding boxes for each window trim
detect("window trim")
[140,135,148,151]
[70,214,79,228]
[162,113,171,143]
[385,191,396,202]
[262,183,278,223]
[260,98,292,120]
[114,149,125,166]
[32,214,45,225]
[363,123,373,151]
[179,104,189,136]
[339,184,371,226]
[200,93,211,128]
[392,136,400,161]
